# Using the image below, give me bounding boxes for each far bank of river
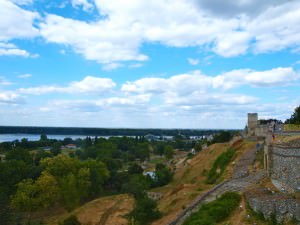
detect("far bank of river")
[0,134,134,143]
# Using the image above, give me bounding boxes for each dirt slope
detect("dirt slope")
[46,194,134,225]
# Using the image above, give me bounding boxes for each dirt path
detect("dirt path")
[97,199,124,225]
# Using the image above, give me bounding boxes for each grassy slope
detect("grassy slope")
[151,140,256,225]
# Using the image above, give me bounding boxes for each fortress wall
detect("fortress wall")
[255,125,269,137]
[270,145,300,192]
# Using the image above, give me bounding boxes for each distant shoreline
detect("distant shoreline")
[0,126,237,136]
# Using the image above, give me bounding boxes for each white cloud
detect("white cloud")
[122,67,298,94]
[187,58,199,66]
[36,0,300,64]
[0,47,30,57]
[0,42,36,59]
[0,92,24,104]
[40,14,148,65]
[102,62,123,71]
[71,0,94,12]
[18,73,32,79]
[18,76,116,95]
[213,67,298,89]
[0,0,39,41]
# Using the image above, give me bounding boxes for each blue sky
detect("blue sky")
[1,0,300,128]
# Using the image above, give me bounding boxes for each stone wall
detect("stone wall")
[245,188,300,223]
[270,145,300,192]
[255,125,269,137]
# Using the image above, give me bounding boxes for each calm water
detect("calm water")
[0,134,111,143]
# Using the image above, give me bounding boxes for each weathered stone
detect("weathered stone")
[245,188,300,223]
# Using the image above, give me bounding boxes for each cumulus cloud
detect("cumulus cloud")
[122,67,298,94]
[18,76,116,95]
[36,0,300,63]
[0,0,39,41]
[2,0,300,63]
[0,92,24,104]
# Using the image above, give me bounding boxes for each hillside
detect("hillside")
[33,138,255,225]
[152,139,256,225]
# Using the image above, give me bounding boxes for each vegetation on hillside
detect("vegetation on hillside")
[208,131,233,145]
[182,192,241,225]
[206,148,235,184]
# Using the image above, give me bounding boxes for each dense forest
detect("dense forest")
[0,126,232,136]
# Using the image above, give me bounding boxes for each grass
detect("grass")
[206,148,235,184]
[284,124,300,131]
[183,192,241,225]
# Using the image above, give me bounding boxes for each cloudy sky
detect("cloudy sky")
[1,0,300,128]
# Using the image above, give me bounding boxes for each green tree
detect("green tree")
[164,145,174,160]
[6,148,32,163]
[286,106,300,124]
[153,163,173,187]
[129,195,161,225]
[51,142,62,156]
[11,172,59,222]
[128,163,143,175]
[83,159,109,197]
[122,175,150,199]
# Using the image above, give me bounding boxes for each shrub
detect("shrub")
[183,192,241,225]
[60,215,81,225]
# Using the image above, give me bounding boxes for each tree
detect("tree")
[11,172,59,222]
[6,148,32,164]
[122,175,150,199]
[51,142,62,156]
[40,134,48,142]
[128,163,143,175]
[285,106,300,124]
[129,195,161,225]
[153,163,173,187]
[164,145,174,160]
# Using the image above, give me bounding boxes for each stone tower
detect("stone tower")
[248,113,258,136]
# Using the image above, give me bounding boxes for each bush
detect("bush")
[60,215,81,225]
[183,192,241,225]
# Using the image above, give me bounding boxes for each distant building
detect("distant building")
[144,171,156,179]
[64,144,77,149]
[144,134,159,142]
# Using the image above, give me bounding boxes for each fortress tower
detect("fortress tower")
[247,113,258,136]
